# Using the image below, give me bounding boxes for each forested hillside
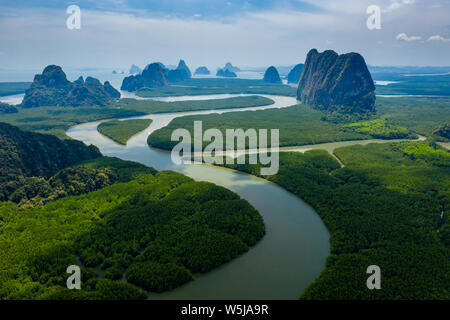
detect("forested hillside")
[219,142,449,299]
[0,123,265,299]
[0,122,101,202]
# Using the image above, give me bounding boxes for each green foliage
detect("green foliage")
[393,141,450,167]
[0,122,101,202]
[0,167,264,298]
[0,96,273,139]
[127,262,192,292]
[376,97,450,137]
[375,74,450,96]
[220,143,449,299]
[148,104,371,151]
[117,95,274,114]
[344,118,414,139]
[0,106,143,139]
[98,119,152,145]
[135,78,297,97]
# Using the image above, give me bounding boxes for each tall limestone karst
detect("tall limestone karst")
[21,65,121,108]
[287,63,304,84]
[121,63,169,91]
[263,66,282,84]
[297,49,375,112]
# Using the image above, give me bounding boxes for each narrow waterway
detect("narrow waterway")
[67,94,331,299]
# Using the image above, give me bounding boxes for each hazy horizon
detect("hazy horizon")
[1,0,449,70]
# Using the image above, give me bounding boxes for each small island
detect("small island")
[97,119,153,145]
[194,66,211,75]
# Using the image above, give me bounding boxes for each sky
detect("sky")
[0,0,449,71]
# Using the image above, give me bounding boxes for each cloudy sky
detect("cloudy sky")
[0,0,449,71]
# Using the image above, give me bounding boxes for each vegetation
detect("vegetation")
[0,122,102,202]
[376,97,450,138]
[0,102,18,114]
[218,142,449,299]
[0,82,30,97]
[375,74,450,96]
[344,118,415,139]
[135,78,297,97]
[126,262,193,292]
[147,104,385,151]
[117,95,274,114]
[0,170,264,298]
[0,106,143,139]
[0,125,265,299]
[432,124,450,141]
[0,96,273,140]
[98,119,152,145]
[148,96,450,152]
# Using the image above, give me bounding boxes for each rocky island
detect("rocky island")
[223,62,240,72]
[263,66,282,84]
[121,63,169,91]
[297,49,375,113]
[287,63,304,84]
[129,64,142,75]
[194,66,211,75]
[216,68,237,77]
[20,65,121,108]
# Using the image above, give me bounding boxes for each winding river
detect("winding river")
[66,93,426,300]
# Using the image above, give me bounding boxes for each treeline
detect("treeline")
[221,142,449,299]
[0,169,265,299]
[0,122,101,202]
[97,119,152,145]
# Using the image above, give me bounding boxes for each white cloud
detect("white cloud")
[396,32,421,41]
[428,35,450,42]
[386,0,415,12]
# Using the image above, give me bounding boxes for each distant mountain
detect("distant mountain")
[216,68,237,78]
[0,122,101,202]
[112,70,118,75]
[129,64,142,75]
[0,102,18,114]
[287,64,304,84]
[21,65,121,108]
[194,66,210,75]
[121,63,169,91]
[263,66,282,84]
[297,49,375,112]
[176,60,192,78]
[224,62,240,72]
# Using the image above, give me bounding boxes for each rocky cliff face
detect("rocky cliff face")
[121,63,168,91]
[297,49,375,112]
[176,60,192,78]
[287,64,304,84]
[21,65,121,108]
[263,66,282,83]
